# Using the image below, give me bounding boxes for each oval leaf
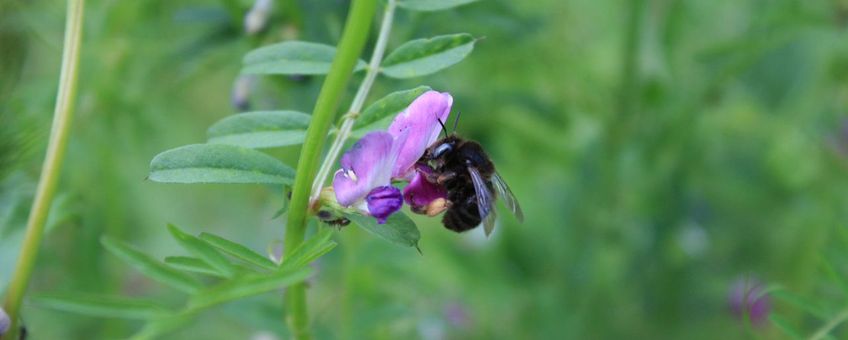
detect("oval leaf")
[101,236,203,294]
[149,144,294,185]
[398,0,478,11]
[207,111,311,148]
[344,212,420,248]
[241,41,367,75]
[199,232,278,271]
[354,86,432,130]
[381,34,476,79]
[31,293,174,319]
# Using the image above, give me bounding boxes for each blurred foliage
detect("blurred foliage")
[2,0,848,339]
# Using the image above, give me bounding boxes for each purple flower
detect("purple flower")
[333,132,404,223]
[0,307,9,336]
[404,167,448,216]
[388,91,453,180]
[728,276,771,327]
[331,90,453,223]
[366,186,403,223]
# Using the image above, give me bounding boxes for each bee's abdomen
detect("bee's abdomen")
[442,180,482,232]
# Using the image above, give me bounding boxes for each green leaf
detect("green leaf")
[344,212,420,248]
[769,314,803,339]
[354,86,431,130]
[128,313,196,340]
[241,41,367,75]
[149,144,295,185]
[167,224,236,278]
[101,236,203,294]
[207,111,311,149]
[164,256,228,278]
[381,34,475,78]
[199,232,278,271]
[187,267,312,311]
[280,228,337,270]
[398,0,478,11]
[31,293,173,319]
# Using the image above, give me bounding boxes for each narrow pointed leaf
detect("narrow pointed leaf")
[101,236,203,294]
[381,34,475,78]
[280,228,337,270]
[241,41,367,75]
[165,256,228,278]
[30,293,174,319]
[187,267,312,310]
[199,232,278,271]
[354,86,432,130]
[207,111,311,148]
[769,314,803,339]
[149,144,294,184]
[398,0,478,11]
[344,212,420,248]
[167,224,236,277]
[128,313,196,340]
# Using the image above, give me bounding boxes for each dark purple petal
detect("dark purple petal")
[366,186,403,224]
[0,307,9,336]
[388,91,453,179]
[728,277,771,326]
[334,132,396,206]
[404,171,448,216]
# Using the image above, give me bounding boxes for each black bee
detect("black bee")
[416,120,523,235]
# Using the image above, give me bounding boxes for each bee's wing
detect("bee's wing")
[492,172,524,223]
[468,167,497,236]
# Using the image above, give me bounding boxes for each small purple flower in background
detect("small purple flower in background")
[333,131,405,223]
[231,75,255,111]
[728,276,771,327]
[0,306,9,336]
[444,301,471,329]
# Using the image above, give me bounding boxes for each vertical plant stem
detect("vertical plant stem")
[1,0,85,339]
[283,0,376,339]
[309,0,397,202]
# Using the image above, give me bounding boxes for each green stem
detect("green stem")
[283,0,377,339]
[309,0,397,202]
[1,0,85,339]
[810,307,848,340]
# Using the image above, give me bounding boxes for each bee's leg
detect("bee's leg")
[415,163,440,182]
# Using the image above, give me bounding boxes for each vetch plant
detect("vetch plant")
[29,0,482,338]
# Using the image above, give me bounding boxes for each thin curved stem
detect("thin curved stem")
[282,0,377,339]
[1,1,85,339]
[810,308,848,340]
[309,0,397,203]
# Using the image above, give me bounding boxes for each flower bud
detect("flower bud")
[244,0,274,35]
[0,306,10,336]
[366,186,403,224]
[728,276,770,326]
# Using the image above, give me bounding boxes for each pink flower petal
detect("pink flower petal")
[388,91,453,179]
[333,132,395,206]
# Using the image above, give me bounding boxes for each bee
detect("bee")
[317,210,350,229]
[416,119,523,235]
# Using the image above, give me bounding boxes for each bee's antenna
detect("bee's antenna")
[437,118,448,138]
[452,111,462,132]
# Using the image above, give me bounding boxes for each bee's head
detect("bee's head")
[425,135,460,165]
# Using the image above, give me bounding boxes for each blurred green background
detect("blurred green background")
[3,0,848,338]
